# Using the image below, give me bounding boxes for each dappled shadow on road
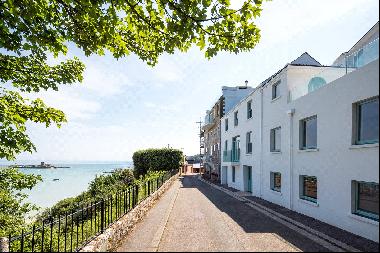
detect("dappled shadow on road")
[179,175,329,252]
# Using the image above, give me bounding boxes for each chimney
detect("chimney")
[245,80,248,87]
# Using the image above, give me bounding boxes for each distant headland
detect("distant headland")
[13,162,70,169]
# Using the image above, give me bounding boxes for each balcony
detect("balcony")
[222,149,240,162]
[289,37,379,101]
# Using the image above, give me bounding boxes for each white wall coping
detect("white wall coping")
[271,95,282,103]
[298,198,319,207]
[270,189,283,196]
[349,143,379,150]
[297,148,320,153]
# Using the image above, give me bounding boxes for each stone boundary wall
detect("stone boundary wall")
[80,173,179,252]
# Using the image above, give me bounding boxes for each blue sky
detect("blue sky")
[8,0,380,162]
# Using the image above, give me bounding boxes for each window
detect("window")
[224,140,228,151]
[272,81,280,100]
[352,181,379,221]
[232,166,236,182]
[270,127,281,152]
[225,118,229,131]
[354,97,379,144]
[300,116,317,149]
[232,136,240,162]
[270,172,281,192]
[300,176,317,203]
[246,131,252,154]
[234,111,239,126]
[308,77,327,93]
[247,100,253,119]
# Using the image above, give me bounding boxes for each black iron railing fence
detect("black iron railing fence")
[8,169,178,252]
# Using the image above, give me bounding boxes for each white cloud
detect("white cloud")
[82,60,134,96]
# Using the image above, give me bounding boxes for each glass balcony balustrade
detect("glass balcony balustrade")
[223,149,240,162]
[289,37,379,101]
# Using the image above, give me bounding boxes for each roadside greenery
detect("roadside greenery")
[133,148,184,177]
[37,169,173,221]
[7,168,175,252]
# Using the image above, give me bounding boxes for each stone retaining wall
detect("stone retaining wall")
[80,173,179,252]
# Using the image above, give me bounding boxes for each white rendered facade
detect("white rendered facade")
[220,57,379,241]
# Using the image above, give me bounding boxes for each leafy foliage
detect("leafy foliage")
[0,167,42,236]
[133,148,183,177]
[1,0,265,241]
[0,0,264,160]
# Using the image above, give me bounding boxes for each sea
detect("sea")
[0,161,133,210]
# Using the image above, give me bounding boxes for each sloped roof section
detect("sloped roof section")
[257,52,322,89]
[290,52,322,66]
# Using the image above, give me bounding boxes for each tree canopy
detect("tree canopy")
[0,0,264,160]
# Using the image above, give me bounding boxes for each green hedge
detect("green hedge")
[133,148,183,177]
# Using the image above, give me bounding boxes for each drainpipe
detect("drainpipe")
[259,88,264,198]
[287,108,295,210]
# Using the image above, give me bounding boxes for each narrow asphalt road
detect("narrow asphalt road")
[116,175,330,252]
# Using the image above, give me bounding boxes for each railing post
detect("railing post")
[0,237,9,252]
[100,199,105,233]
[135,185,139,206]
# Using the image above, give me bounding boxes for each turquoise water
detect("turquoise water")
[1,162,132,209]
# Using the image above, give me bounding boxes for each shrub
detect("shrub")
[133,148,183,177]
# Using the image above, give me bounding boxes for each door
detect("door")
[247,166,252,192]
[222,166,228,184]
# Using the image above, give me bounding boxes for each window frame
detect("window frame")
[246,131,252,154]
[300,115,318,150]
[270,172,281,192]
[353,97,379,145]
[272,81,281,100]
[300,175,318,203]
[247,100,253,119]
[270,127,281,152]
[234,111,239,126]
[352,181,379,221]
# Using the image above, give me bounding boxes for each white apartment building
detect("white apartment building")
[220,23,379,242]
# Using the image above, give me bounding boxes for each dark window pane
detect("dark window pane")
[274,173,281,190]
[272,83,279,99]
[358,98,379,143]
[303,177,317,199]
[358,183,379,215]
[271,128,281,151]
[306,117,317,148]
[275,128,281,151]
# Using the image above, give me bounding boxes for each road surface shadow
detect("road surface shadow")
[180,175,331,252]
